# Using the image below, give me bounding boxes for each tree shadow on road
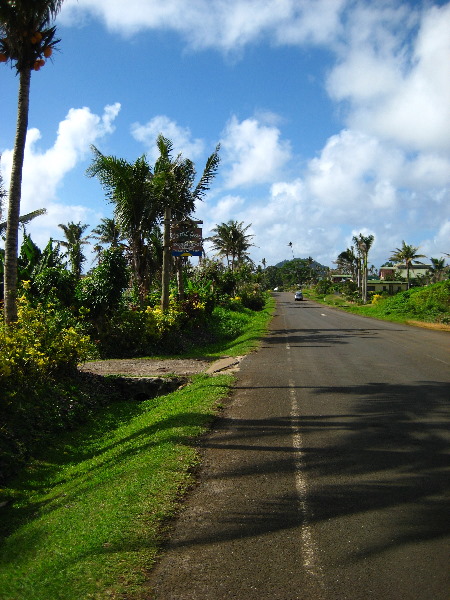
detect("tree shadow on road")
[168,379,449,564]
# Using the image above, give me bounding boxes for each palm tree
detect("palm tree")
[87,147,158,302]
[390,241,426,289]
[153,135,220,218]
[91,217,124,249]
[427,257,448,283]
[335,247,358,280]
[208,220,254,271]
[1,0,63,323]
[57,221,91,280]
[153,135,220,308]
[353,234,374,302]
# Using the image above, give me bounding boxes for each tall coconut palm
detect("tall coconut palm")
[153,135,220,218]
[353,233,374,302]
[390,241,426,289]
[1,0,62,323]
[57,221,91,280]
[153,135,220,308]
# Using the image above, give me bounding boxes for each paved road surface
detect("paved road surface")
[147,293,450,599]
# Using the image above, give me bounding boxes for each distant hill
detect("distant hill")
[273,258,329,276]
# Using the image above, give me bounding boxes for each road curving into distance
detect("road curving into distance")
[147,292,450,600]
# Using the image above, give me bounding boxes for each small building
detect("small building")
[367,280,408,294]
[330,274,353,283]
[379,263,432,280]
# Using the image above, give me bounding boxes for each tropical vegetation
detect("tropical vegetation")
[389,240,426,289]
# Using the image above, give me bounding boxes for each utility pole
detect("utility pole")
[161,206,172,311]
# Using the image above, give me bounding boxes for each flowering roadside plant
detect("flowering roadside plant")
[0,292,96,385]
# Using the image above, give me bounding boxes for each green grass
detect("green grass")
[0,375,231,600]
[304,281,450,327]
[190,296,276,358]
[0,298,275,600]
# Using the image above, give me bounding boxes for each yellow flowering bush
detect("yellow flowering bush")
[371,294,384,304]
[0,295,95,385]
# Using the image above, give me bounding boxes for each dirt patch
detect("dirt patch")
[405,320,450,332]
[79,358,214,377]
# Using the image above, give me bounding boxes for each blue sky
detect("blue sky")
[1,0,449,270]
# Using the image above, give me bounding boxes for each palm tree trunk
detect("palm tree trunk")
[362,255,368,303]
[161,206,172,310]
[4,68,31,324]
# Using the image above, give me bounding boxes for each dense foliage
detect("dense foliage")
[368,280,450,323]
[0,273,269,481]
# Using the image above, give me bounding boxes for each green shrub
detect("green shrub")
[0,294,99,481]
[238,285,267,311]
[314,280,334,296]
[76,248,129,320]
[97,307,160,357]
[34,267,77,306]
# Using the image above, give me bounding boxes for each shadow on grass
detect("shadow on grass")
[0,376,228,546]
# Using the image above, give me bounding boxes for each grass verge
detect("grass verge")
[304,284,450,331]
[0,375,232,600]
[0,298,275,600]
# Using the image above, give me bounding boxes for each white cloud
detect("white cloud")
[220,115,291,188]
[1,103,120,249]
[131,116,204,163]
[51,1,450,270]
[60,0,346,52]
[327,3,450,153]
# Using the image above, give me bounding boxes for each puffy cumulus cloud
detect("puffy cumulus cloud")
[220,115,291,188]
[304,129,403,216]
[131,116,205,163]
[1,103,120,249]
[202,121,449,267]
[60,0,346,52]
[327,2,450,153]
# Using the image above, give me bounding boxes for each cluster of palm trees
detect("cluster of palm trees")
[336,234,375,302]
[336,237,448,300]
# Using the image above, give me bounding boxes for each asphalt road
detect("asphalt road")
[147,293,450,600]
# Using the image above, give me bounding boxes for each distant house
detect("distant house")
[330,274,353,283]
[367,280,408,294]
[379,263,432,280]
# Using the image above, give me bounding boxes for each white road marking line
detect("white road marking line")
[285,334,326,597]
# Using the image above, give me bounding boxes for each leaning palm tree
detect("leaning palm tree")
[390,241,426,289]
[57,221,91,280]
[335,247,358,280]
[0,207,47,237]
[1,0,63,323]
